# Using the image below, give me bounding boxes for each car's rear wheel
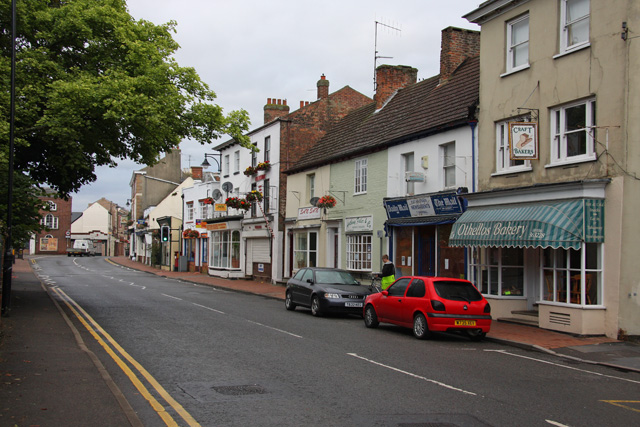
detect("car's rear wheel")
[285,291,296,311]
[364,305,379,328]
[310,295,322,317]
[466,329,486,342]
[413,313,431,340]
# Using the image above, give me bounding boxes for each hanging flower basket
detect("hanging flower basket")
[256,161,271,172]
[244,166,256,176]
[245,190,263,203]
[316,195,337,209]
[226,197,250,210]
[202,197,214,205]
[183,229,200,239]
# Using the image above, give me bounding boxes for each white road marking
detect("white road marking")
[246,320,303,338]
[348,353,477,396]
[485,349,640,384]
[192,303,225,314]
[545,420,571,426]
[161,294,182,301]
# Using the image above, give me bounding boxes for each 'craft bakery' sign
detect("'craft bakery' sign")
[509,122,538,160]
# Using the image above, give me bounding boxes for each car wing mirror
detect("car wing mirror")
[382,291,389,296]
[307,279,314,284]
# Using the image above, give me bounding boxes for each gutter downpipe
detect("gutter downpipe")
[464,120,478,281]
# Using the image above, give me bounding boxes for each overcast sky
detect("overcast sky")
[71,0,481,211]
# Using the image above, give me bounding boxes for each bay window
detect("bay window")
[347,234,372,271]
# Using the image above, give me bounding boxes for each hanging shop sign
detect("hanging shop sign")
[509,122,538,160]
[384,193,463,219]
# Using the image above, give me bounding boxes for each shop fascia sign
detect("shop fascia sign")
[345,215,373,232]
[384,193,463,219]
[509,122,538,160]
[298,206,321,220]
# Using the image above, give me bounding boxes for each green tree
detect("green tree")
[0,0,250,198]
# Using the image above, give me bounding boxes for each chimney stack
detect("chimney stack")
[190,166,203,180]
[439,27,480,85]
[264,98,290,124]
[374,65,418,110]
[317,74,329,100]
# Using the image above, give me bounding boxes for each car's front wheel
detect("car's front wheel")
[364,305,379,328]
[285,291,296,311]
[310,295,322,317]
[413,313,431,340]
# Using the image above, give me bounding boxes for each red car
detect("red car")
[363,276,491,341]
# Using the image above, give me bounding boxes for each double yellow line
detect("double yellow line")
[51,286,201,427]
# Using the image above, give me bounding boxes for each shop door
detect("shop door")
[417,227,435,277]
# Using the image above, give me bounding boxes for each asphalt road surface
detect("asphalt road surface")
[31,256,640,427]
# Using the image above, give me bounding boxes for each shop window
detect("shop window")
[210,230,240,269]
[294,231,317,269]
[542,243,600,305]
[470,247,524,297]
[347,234,372,271]
[437,223,465,279]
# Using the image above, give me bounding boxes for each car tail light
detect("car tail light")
[484,302,491,314]
[431,300,445,311]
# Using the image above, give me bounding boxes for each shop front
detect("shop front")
[449,181,608,335]
[205,216,244,279]
[383,192,465,279]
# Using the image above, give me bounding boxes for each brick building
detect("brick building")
[31,191,73,255]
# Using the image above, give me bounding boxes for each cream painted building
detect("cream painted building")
[452,0,640,339]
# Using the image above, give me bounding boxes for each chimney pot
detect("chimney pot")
[267,98,271,104]
[317,74,330,100]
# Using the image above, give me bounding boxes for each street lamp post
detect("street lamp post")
[201,153,222,170]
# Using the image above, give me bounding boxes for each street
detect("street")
[32,256,640,427]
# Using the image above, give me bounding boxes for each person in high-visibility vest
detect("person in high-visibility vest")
[380,254,396,290]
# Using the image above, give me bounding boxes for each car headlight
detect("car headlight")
[324,293,341,299]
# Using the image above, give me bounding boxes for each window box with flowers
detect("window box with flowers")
[244,166,256,176]
[226,197,250,210]
[316,195,337,209]
[183,229,200,239]
[245,190,263,203]
[256,161,271,172]
[202,197,214,205]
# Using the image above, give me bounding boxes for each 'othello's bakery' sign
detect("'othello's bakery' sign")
[509,122,538,160]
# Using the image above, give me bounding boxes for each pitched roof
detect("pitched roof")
[287,56,480,173]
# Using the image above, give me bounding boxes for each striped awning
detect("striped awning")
[448,199,604,250]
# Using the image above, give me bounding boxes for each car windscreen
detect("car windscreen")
[433,281,483,302]
[314,270,358,285]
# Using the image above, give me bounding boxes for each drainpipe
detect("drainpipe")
[468,120,478,193]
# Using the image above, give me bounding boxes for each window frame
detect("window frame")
[307,173,315,200]
[549,98,596,165]
[560,0,590,55]
[251,143,258,168]
[494,118,532,175]
[234,151,240,174]
[403,152,415,196]
[354,158,368,195]
[346,234,372,271]
[293,230,318,269]
[264,136,271,162]
[506,14,529,74]
[442,142,456,189]
[469,247,525,298]
[186,202,194,222]
[223,155,230,177]
[210,230,240,269]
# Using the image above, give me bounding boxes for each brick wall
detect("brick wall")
[264,98,290,124]
[374,65,418,110]
[35,195,73,254]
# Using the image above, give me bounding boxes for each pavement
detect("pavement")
[1,256,639,426]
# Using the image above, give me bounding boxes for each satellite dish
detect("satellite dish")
[222,182,233,193]
[212,189,222,201]
[310,197,320,207]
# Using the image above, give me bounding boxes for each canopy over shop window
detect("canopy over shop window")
[449,199,604,250]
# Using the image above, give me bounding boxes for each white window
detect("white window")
[496,118,531,173]
[403,152,415,195]
[234,151,240,174]
[186,203,194,221]
[542,243,601,305]
[199,201,207,219]
[507,15,529,73]
[307,173,315,200]
[264,136,271,162]
[550,98,596,164]
[560,0,590,54]
[354,158,367,194]
[347,234,372,271]
[251,143,258,167]
[442,142,456,189]
[294,231,317,269]
[48,201,58,211]
[224,155,230,177]
[42,214,59,230]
